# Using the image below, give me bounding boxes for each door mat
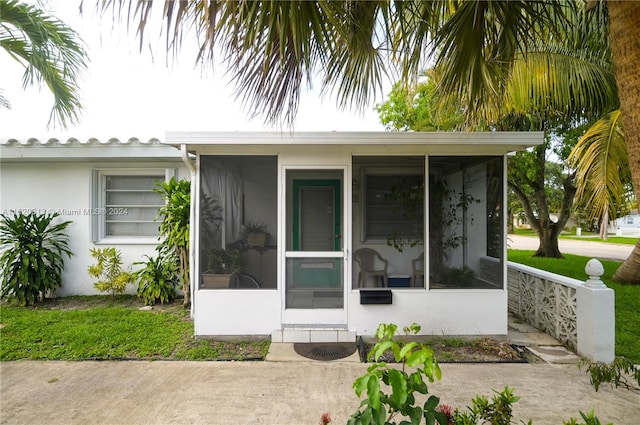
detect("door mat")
[293,342,357,361]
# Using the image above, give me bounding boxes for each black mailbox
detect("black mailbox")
[360,290,392,305]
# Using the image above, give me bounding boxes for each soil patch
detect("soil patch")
[360,337,536,363]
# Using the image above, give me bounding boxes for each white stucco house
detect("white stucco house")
[1,131,543,342]
[0,137,190,295]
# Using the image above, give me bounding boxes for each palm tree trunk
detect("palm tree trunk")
[599,208,608,240]
[179,246,190,308]
[608,0,640,283]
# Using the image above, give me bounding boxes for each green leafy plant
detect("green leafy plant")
[451,387,525,425]
[563,410,612,425]
[155,178,191,307]
[580,357,640,392]
[348,323,447,425]
[134,247,179,306]
[88,247,134,300]
[438,266,477,288]
[206,248,244,274]
[0,211,73,305]
[241,219,268,237]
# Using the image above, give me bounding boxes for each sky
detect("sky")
[0,1,388,138]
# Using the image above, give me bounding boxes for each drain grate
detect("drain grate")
[293,342,357,361]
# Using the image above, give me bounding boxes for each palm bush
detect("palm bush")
[134,247,179,306]
[154,178,191,307]
[0,211,73,305]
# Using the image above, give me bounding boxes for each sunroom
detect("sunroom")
[166,131,542,341]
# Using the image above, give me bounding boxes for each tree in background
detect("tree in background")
[0,0,88,128]
[376,69,464,132]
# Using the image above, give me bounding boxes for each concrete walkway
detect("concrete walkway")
[1,359,638,425]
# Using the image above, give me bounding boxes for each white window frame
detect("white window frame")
[91,168,175,244]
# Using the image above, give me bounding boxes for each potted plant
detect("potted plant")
[201,248,244,289]
[242,220,269,248]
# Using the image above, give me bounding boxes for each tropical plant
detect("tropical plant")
[563,410,613,425]
[154,178,191,307]
[88,247,134,300]
[580,357,640,393]
[569,110,633,239]
[348,323,447,425]
[0,0,88,127]
[134,247,179,306]
[205,248,244,275]
[0,211,73,305]
[241,220,268,238]
[449,387,525,425]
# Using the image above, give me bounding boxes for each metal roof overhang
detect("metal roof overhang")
[164,131,544,156]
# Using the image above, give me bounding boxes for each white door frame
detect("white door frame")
[279,164,351,327]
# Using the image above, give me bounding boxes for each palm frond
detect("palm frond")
[568,109,629,221]
[0,0,88,128]
[503,44,617,122]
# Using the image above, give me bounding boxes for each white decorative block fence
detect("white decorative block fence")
[507,259,615,362]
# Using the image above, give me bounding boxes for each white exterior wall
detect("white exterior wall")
[349,290,507,336]
[194,290,281,335]
[0,141,188,296]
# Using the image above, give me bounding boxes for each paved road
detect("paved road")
[508,234,636,262]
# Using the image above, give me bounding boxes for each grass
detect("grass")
[510,228,638,245]
[0,296,270,361]
[508,249,640,363]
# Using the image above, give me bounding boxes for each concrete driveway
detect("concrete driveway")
[508,234,636,262]
[1,360,639,425]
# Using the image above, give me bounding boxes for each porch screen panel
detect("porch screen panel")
[352,156,425,289]
[199,156,278,290]
[299,186,335,251]
[286,258,343,308]
[428,156,504,290]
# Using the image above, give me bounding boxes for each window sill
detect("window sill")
[93,237,160,245]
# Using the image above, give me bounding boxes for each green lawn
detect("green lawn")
[508,250,640,363]
[0,296,269,361]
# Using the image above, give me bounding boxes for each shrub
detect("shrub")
[154,178,191,307]
[0,211,72,305]
[581,357,640,392]
[134,248,179,305]
[451,387,524,425]
[348,323,447,425]
[87,247,134,299]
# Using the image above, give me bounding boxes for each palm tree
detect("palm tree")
[0,0,88,128]
[101,0,640,282]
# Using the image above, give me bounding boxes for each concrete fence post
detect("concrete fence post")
[576,259,615,362]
